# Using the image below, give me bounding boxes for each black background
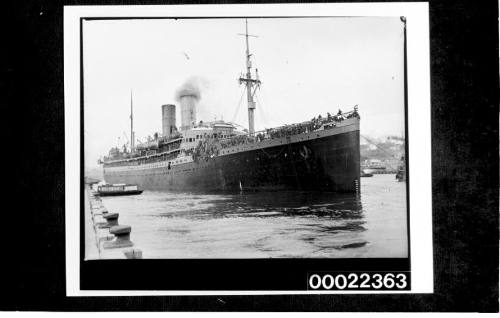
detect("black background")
[3,0,499,312]
[82,259,410,290]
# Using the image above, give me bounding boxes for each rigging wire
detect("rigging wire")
[255,93,270,127]
[250,55,271,128]
[231,86,247,123]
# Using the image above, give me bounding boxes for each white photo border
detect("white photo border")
[64,2,432,296]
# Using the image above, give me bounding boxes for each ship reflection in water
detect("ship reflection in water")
[100,174,407,258]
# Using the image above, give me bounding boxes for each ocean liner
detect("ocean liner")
[100,21,360,192]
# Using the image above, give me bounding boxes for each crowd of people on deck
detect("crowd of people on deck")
[189,108,360,160]
[220,134,252,149]
[192,138,221,161]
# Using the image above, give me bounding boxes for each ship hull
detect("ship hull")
[104,123,360,193]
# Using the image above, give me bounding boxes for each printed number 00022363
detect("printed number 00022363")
[308,272,409,290]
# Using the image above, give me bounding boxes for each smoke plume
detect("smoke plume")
[175,76,207,102]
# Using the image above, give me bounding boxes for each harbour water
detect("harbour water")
[94,174,407,259]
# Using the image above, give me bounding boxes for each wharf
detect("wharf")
[84,184,142,259]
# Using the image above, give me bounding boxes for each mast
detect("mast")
[238,19,261,135]
[130,89,135,153]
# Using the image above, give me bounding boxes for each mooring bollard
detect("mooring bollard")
[98,212,119,228]
[90,202,103,212]
[103,225,133,249]
[123,248,143,259]
[93,207,108,217]
[92,209,108,223]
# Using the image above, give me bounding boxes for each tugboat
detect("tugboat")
[96,184,143,196]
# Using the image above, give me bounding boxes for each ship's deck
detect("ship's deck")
[104,117,359,173]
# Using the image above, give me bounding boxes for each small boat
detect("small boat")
[96,183,143,196]
[361,170,373,177]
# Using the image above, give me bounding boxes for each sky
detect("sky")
[83,17,405,168]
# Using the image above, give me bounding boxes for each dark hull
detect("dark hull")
[97,190,143,196]
[104,130,360,192]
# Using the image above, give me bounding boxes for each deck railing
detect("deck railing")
[218,108,360,149]
[104,108,360,165]
[191,108,359,160]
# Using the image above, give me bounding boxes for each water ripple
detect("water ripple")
[97,175,408,258]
